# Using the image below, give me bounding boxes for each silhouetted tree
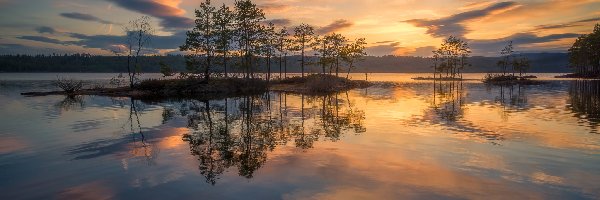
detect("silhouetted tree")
[124,16,154,88]
[292,24,315,77]
[498,41,514,76]
[259,23,277,82]
[159,61,174,77]
[214,3,235,78]
[568,23,600,75]
[432,36,470,79]
[233,0,266,79]
[325,33,347,76]
[513,54,530,77]
[275,27,290,79]
[342,38,367,78]
[313,35,331,74]
[181,0,217,82]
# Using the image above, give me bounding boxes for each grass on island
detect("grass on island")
[21,74,372,98]
[136,77,268,97]
[270,74,371,94]
[483,74,542,85]
[411,76,466,81]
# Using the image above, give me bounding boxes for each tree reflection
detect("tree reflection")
[431,80,465,122]
[126,98,158,165]
[568,80,600,133]
[493,84,528,118]
[66,98,159,166]
[55,95,85,111]
[178,92,366,184]
[424,81,508,142]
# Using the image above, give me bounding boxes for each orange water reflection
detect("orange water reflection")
[2,78,600,199]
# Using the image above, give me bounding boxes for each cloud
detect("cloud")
[259,3,291,13]
[67,31,186,52]
[409,46,436,57]
[36,26,56,34]
[367,43,435,57]
[404,1,518,38]
[106,0,193,30]
[66,33,122,51]
[459,1,498,10]
[373,40,396,44]
[13,28,186,54]
[470,32,579,55]
[317,19,354,34]
[0,43,73,55]
[16,36,66,45]
[60,12,114,24]
[264,18,292,27]
[535,17,600,30]
[365,42,407,56]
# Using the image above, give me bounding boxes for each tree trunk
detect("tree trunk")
[224,51,228,78]
[346,61,353,79]
[267,55,271,82]
[205,54,211,82]
[301,42,305,78]
[284,54,288,79]
[127,55,133,88]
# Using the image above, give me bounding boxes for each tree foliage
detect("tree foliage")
[180,0,217,82]
[432,36,471,78]
[494,41,530,77]
[292,24,316,77]
[178,0,365,81]
[568,23,600,75]
[498,41,514,75]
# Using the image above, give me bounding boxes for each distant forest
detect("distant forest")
[0,53,570,73]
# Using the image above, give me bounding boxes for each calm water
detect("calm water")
[1,73,599,199]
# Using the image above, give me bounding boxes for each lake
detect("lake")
[0,73,599,199]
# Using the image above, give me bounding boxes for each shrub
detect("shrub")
[483,74,518,83]
[55,77,84,93]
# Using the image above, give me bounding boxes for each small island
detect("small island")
[21,74,372,99]
[409,38,540,85]
[22,0,371,100]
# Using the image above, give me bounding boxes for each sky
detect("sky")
[0,0,599,56]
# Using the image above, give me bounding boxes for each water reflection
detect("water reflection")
[4,76,600,199]
[412,81,544,142]
[569,80,600,133]
[177,93,366,184]
[432,80,466,122]
[55,95,85,111]
[493,84,529,113]
[67,98,158,165]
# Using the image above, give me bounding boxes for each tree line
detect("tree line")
[0,53,572,73]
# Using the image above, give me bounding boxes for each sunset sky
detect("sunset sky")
[0,0,598,56]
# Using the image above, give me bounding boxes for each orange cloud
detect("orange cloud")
[153,0,185,15]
